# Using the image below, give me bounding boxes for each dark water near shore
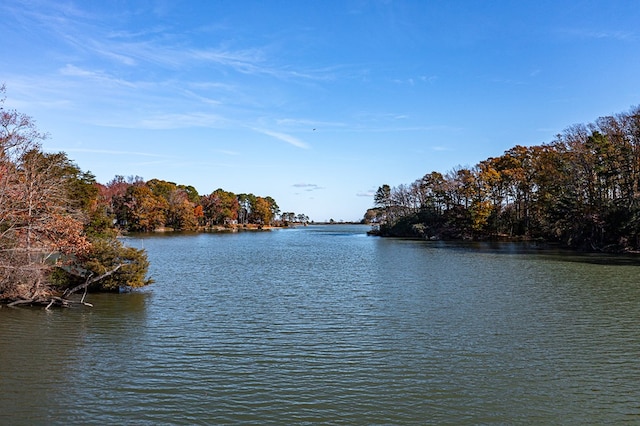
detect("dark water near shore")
[2,225,640,424]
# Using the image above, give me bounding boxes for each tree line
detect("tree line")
[366,105,640,252]
[99,176,311,232]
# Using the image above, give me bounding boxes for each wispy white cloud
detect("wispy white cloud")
[122,160,171,167]
[215,149,240,156]
[275,118,347,129]
[2,0,371,143]
[560,28,635,41]
[50,148,172,158]
[57,19,333,81]
[59,64,138,88]
[188,47,269,73]
[255,129,310,149]
[393,78,415,86]
[107,27,171,40]
[354,111,411,122]
[293,183,323,191]
[356,190,376,197]
[490,77,528,86]
[137,112,225,130]
[183,89,222,106]
[393,75,437,85]
[6,1,324,80]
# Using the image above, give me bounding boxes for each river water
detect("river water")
[2,224,640,424]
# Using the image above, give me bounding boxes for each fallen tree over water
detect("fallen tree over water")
[6,264,122,309]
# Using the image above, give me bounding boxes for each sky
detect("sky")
[1,1,640,222]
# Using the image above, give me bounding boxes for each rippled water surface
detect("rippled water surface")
[2,225,640,424]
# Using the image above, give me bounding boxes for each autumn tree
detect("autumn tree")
[1,87,87,301]
[147,178,177,201]
[1,86,152,304]
[179,184,200,204]
[0,89,82,300]
[101,175,142,228]
[251,196,274,225]
[164,188,197,230]
[264,196,280,224]
[417,172,449,214]
[122,184,167,232]
[363,208,382,224]
[201,188,239,226]
[145,179,200,230]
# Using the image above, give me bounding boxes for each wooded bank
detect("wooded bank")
[367,106,640,252]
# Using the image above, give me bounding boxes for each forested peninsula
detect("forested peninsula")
[0,86,301,307]
[366,106,640,253]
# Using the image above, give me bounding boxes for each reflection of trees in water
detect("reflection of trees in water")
[426,240,640,266]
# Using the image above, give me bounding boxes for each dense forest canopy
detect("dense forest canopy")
[366,105,640,252]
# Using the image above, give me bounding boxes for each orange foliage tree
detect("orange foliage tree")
[0,85,91,301]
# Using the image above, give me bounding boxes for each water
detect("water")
[2,225,640,424]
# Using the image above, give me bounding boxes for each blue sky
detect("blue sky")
[2,1,639,222]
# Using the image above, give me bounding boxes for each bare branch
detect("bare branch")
[63,264,123,297]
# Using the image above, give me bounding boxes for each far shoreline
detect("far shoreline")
[128,221,368,235]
